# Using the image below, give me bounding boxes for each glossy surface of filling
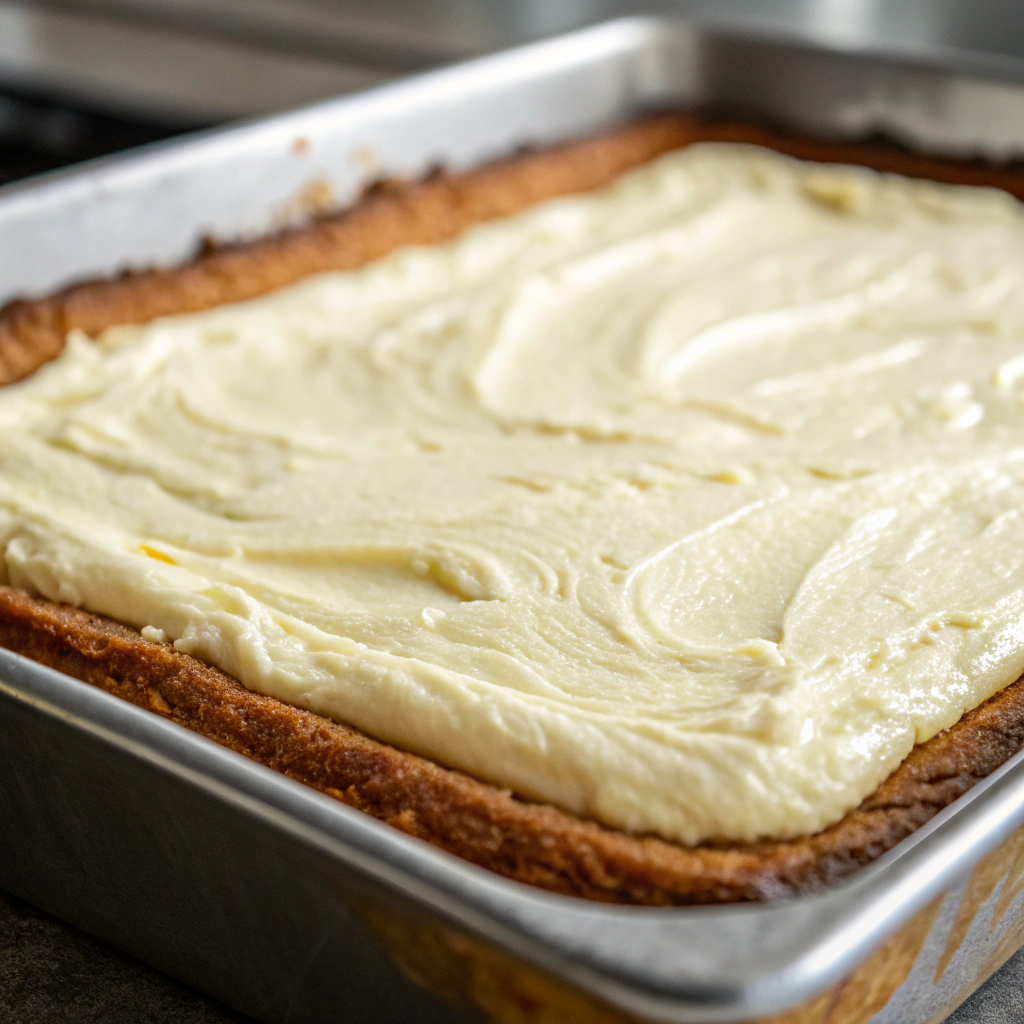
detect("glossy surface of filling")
[4,144,1024,844]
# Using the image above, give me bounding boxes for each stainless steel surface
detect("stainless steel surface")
[6,17,1024,1023]
[8,2,1024,128]
[22,0,1024,69]
[5,637,1024,1024]
[9,16,1024,305]
[0,649,478,1024]
[0,1,390,125]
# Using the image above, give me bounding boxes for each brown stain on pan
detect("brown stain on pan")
[934,826,1024,983]
[355,892,944,1024]
[760,898,943,1024]
[356,827,1024,1023]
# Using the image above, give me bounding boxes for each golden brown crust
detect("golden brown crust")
[4,113,1024,904]
[7,112,1024,387]
[0,115,701,386]
[3,585,1023,906]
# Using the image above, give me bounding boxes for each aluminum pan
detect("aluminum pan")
[7,644,1024,1023]
[6,16,1024,1022]
[8,17,1024,304]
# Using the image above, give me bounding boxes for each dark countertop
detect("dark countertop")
[0,890,246,1023]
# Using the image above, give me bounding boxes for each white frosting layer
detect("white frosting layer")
[5,145,1024,843]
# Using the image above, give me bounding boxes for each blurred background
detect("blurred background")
[2,0,1024,186]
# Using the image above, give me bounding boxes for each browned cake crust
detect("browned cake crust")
[4,113,1024,905]
[4,585,1024,906]
[7,112,1024,387]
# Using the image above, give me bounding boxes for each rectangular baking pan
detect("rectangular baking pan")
[5,17,1024,1024]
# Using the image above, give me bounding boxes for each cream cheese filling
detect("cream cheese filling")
[5,144,1024,844]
